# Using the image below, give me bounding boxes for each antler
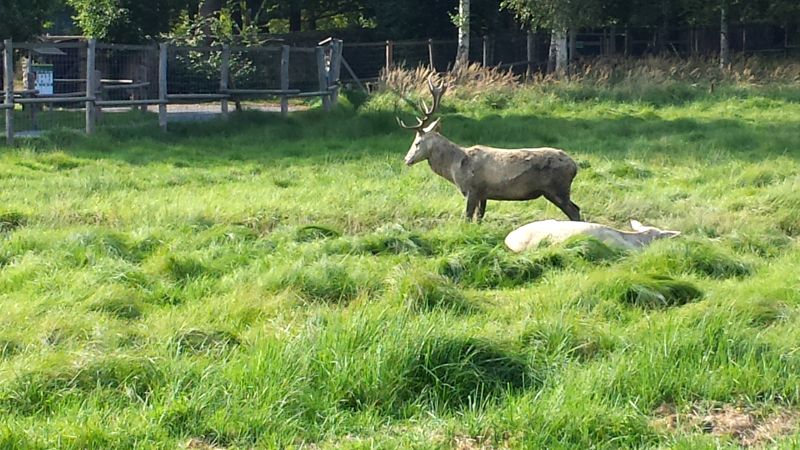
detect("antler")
[397,77,447,131]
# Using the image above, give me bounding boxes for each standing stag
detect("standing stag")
[398,79,581,222]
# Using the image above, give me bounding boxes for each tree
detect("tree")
[500,0,602,75]
[0,0,60,41]
[67,0,194,42]
[454,0,470,69]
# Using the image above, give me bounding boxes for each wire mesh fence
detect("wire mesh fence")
[288,48,320,93]
[95,43,158,128]
[341,42,385,82]
[228,46,281,91]
[13,41,87,134]
[168,45,221,95]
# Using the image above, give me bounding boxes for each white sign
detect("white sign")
[32,64,54,95]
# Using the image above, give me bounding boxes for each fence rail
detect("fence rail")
[0,38,343,143]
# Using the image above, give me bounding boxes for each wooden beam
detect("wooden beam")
[222,89,300,95]
[287,91,332,98]
[220,44,229,119]
[340,57,368,96]
[280,45,290,117]
[428,39,435,70]
[167,93,229,100]
[102,82,150,90]
[95,99,168,106]
[96,43,157,51]
[85,38,97,135]
[316,46,331,112]
[329,39,343,105]
[3,39,13,145]
[158,43,168,131]
[385,40,393,74]
[16,96,95,104]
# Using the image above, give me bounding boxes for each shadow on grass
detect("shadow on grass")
[11,103,800,167]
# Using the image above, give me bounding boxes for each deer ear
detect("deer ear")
[423,117,442,133]
[630,220,644,230]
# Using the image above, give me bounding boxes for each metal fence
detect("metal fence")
[1,38,342,143]
[338,25,800,84]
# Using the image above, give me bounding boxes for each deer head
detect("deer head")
[629,220,681,244]
[398,77,447,165]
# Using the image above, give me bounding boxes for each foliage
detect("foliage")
[0,0,60,41]
[500,0,605,30]
[66,0,193,43]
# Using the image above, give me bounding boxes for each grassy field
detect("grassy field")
[1,61,800,449]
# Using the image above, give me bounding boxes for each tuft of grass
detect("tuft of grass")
[589,273,704,309]
[0,210,28,232]
[560,234,627,264]
[438,244,564,289]
[385,266,477,313]
[403,335,532,408]
[172,329,241,354]
[0,339,22,359]
[607,162,653,179]
[522,320,616,362]
[87,285,145,320]
[295,224,341,242]
[351,225,434,256]
[0,356,164,415]
[271,258,381,304]
[631,239,753,279]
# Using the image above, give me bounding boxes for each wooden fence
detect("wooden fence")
[0,38,343,144]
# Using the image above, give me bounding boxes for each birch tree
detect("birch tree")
[501,0,601,76]
[454,0,470,69]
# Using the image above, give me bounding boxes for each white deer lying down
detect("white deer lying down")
[505,219,681,253]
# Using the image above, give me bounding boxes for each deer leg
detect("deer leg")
[465,194,480,222]
[569,200,582,221]
[476,199,487,222]
[544,192,582,221]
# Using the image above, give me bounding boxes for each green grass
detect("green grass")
[2,78,800,449]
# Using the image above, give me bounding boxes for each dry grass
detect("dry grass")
[653,403,798,447]
[380,54,800,98]
[561,54,800,87]
[379,63,519,98]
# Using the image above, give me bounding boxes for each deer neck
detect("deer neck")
[426,133,467,183]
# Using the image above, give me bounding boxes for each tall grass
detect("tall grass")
[1,62,800,449]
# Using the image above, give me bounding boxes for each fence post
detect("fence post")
[428,39,435,71]
[526,29,534,81]
[624,28,630,56]
[483,36,489,67]
[385,40,393,74]
[158,43,168,131]
[329,39,342,105]
[316,46,331,112]
[280,45,290,117]
[610,25,617,55]
[3,39,13,145]
[220,44,229,119]
[85,38,96,135]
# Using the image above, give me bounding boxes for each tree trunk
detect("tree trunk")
[289,3,302,32]
[198,0,224,43]
[720,4,730,69]
[547,33,556,74]
[455,0,470,69]
[569,28,576,60]
[554,29,567,78]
